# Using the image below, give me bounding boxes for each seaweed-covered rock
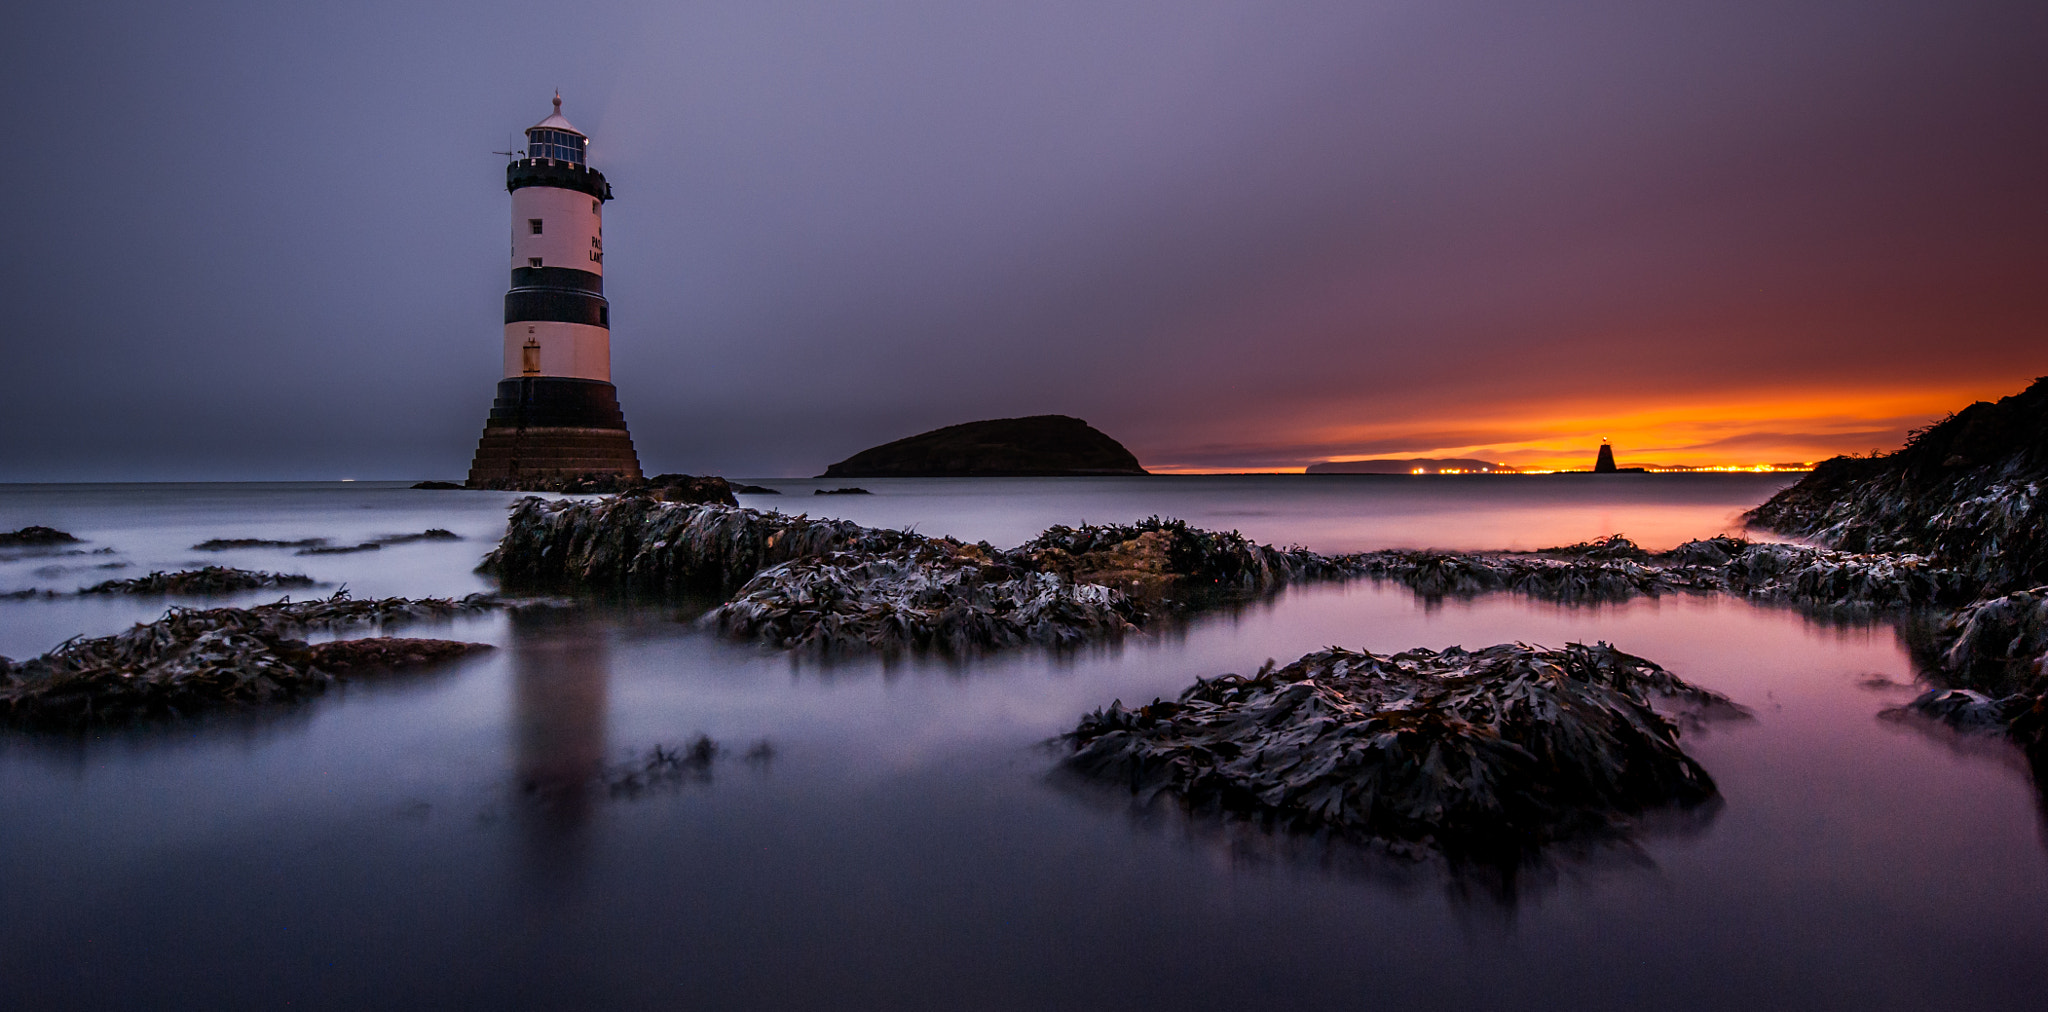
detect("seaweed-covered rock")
[78,567,317,596]
[714,550,1137,654]
[481,500,1361,653]
[1063,642,1735,854]
[1019,516,1349,607]
[0,592,498,730]
[0,527,80,547]
[1747,376,2048,593]
[1354,537,1962,611]
[481,496,919,597]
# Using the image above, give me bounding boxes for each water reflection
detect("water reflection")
[509,606,612,877]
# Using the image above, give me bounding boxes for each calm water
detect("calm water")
[2,478,2043,1010]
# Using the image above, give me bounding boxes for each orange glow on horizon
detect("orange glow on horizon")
[1141,379,2019,474]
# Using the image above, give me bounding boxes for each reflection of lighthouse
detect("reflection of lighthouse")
[467,93,643,486]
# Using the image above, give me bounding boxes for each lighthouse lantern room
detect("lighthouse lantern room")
[466,93,642,486]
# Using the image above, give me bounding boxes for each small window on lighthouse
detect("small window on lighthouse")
[529,219,543,235]
[528,257,543,268]
[591,200,600,214]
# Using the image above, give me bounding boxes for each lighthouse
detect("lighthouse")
[466,94,643,487]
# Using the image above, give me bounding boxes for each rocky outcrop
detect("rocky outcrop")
[1063,641,1738,856]
[821,415,1148,477]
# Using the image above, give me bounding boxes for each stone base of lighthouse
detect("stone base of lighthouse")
[465,377,643,487]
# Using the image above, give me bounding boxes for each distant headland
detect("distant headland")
[821,415,1148,478]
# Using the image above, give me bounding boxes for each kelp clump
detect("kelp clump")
[1063,642,1736,855]
[0,592,497,730]
[1356,535,1962,611]
[1747,376,2048,593]
[483,499,1361,654]
[78,567,317,596]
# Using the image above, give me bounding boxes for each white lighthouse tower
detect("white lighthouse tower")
[467,93,642,486]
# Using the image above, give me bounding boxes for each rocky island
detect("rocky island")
[820,415,1148,477]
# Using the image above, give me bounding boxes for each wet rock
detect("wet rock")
[298,543,380,555]
[729,483,782,495]
[78,567,318,596]
[0,527,80,547]
[410,480,464,490]
[0,591,498,730]
[1063,642,1736,855]
[814,487,872,496]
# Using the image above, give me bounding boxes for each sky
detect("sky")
[2,0,2044,479]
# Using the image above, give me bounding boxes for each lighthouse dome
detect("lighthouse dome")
[525,93,588,164]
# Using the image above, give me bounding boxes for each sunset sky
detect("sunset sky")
[3,1,2044,479]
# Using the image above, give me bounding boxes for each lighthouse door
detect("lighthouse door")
[522,338,541,376]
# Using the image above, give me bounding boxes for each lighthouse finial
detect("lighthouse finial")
[553,90,562,114]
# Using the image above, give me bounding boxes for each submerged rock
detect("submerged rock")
[1063,642,1737,855]
[194,537,329,551]
[78,567,317,596]
[0,527,80,547]
[814,487,872,496]
[0,592,498,730]
[410,480,464,490]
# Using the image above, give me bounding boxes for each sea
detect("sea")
[1,476,2043,1010]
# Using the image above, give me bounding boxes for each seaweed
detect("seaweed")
[1062,641,1738,857]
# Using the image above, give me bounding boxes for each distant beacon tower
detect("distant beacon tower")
[1594,439,1618,473]
[466,93,642,487]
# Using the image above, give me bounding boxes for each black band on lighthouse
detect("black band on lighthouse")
[505,289,610,327]
[506,159,612,201]
[509,265,603,294]
[485,377,631,430]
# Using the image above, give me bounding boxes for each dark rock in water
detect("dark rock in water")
[297,543,381,556]
[0,592,498,730]
[644,474,740,506]
[729,482,781,495]
[194,537,328,551]
[78,567,318,596]
[410,481,464,490]
[820,415,1148,478]
[0,527,80,547]
[814,487,871,496]
[1747,376,2048,594]
[1063,642,1735,855]
[370,529,462,546]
